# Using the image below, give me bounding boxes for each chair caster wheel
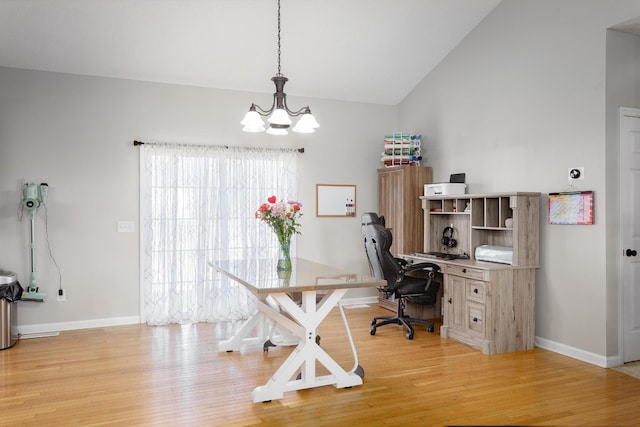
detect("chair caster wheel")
[427,325,434,333]
[406,332,414,340]
[370,328,376,336]
[370,319,376,326]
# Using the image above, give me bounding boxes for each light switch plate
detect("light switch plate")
[117,221,135,233]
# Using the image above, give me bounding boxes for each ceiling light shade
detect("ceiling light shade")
[241,0,319,136]
[241,109,265,127]
[266,126,288,136]
[268,108,292,126]
[243,123,266,132]
[292,112,320,133]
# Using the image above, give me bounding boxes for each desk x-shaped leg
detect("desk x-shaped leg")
[250,289,363,403]
[218,289,363,402]
[251,289,363,402]
[218,295,303,352]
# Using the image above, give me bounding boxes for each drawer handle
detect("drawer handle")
[473,288,479,294]
[462,268,467,273]
[448,298,452,304]
[472,317,478,322]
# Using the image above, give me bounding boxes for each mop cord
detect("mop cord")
[43,205,63,292]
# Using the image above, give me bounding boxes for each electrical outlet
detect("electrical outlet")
[568,167,585,180]
[57,289,66,302]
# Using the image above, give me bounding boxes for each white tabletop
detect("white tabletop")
[209,257,384,295]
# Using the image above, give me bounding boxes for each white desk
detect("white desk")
[209,257,384,403]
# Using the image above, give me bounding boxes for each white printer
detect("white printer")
[475,245,513,265]
[424,173,467,196]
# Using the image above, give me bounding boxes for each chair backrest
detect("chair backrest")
[361,212,385,227]
[361,213,402,288]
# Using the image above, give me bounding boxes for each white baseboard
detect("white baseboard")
[535,336,621,368]
[340,296,378,306]
[18,316,141,335]
[15,296,380,336]
[16,299,378,336]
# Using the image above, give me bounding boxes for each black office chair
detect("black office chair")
[361,212,441,340]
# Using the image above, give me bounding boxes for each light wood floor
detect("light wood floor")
[3,305,640,426]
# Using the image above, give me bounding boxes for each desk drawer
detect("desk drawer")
[445,264,487,281]
[467,303,485,337]
[466,280,486,303]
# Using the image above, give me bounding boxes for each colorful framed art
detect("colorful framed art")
[548,191,594,225]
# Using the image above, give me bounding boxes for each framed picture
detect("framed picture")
[316,184,356,217]
[548,191,594,225]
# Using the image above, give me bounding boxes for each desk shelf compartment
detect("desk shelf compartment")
[471,228,514,251]
[471,196,514,229]
[423,193,539,266]
[426,212,471,256]
[428,198,471,214]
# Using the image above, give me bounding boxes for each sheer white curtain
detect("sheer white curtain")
[140,143,299,325]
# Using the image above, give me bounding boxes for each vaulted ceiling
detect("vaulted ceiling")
[0,0,501,105]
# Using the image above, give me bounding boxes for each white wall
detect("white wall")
[0,66,394,330]
[397,0,640,364]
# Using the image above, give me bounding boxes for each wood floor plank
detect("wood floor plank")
[3,305,640,426]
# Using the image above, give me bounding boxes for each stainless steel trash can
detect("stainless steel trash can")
[0,270,19,350]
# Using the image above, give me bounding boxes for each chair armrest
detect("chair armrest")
[394,257,408,267]
[396,262,440,292]
[399,262,440,277]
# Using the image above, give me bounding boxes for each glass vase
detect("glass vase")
[276,235,292,271]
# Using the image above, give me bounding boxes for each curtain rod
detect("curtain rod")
[133,140,304,154]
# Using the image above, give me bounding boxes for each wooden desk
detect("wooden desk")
[410,192,540,354]
[209,257,385,403]
[403,254,536,355]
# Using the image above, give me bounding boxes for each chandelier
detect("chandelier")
[240,0,319,135]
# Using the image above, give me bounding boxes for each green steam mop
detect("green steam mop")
[21,182,47,302]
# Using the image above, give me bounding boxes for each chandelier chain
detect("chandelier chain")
[277,0,282,76]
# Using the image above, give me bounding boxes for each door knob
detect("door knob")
[626,249,638,257]
[448,298,452,304]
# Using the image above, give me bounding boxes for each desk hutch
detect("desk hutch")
[403,192,540,355]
